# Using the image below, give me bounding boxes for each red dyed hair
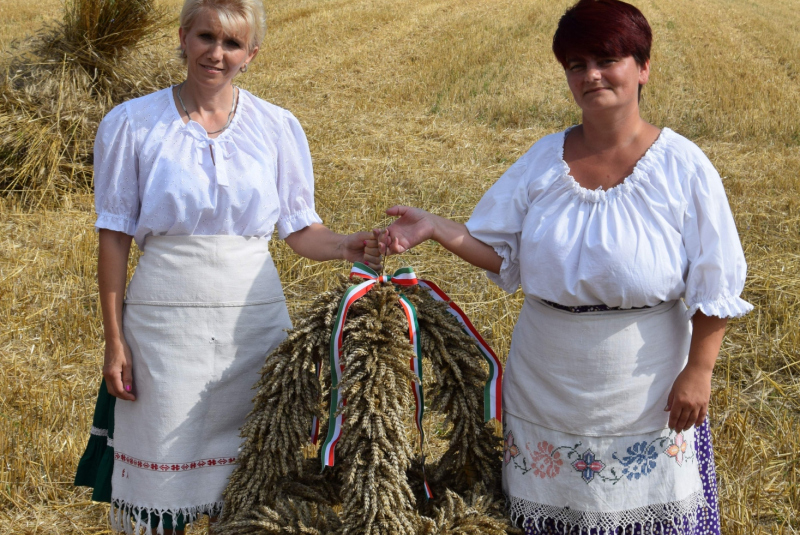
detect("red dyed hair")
[552,0,652,68]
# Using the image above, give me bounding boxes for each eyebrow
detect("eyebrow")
[193,26,243,41]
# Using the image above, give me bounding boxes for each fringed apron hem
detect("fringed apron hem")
[111,499,225,535]
[508,490,708,535]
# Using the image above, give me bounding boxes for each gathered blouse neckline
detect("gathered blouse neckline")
[557,126,672,204]
[166,85,246,143]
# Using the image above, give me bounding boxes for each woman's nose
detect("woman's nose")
[585,66,602,82]
[207,42,224,60]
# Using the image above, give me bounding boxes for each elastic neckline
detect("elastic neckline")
[167,85,246,143]
[558,126,672,203]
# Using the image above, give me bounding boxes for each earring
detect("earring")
[181,49,187,59]
[240,63,248,73]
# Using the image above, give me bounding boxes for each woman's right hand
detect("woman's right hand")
[381,205,503,274]
[381,205,438,255]
[103,340,136,401]
[98,229,135,400]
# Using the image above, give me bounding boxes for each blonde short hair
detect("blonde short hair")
[180,0,266,52]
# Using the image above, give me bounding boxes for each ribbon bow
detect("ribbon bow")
[184,123,238,187]
[312,263,504,499]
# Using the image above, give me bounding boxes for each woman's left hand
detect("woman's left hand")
[665,364,712,433]
[665,312,726,433]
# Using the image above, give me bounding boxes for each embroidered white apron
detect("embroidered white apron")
[111,236,292,534]
[503,299,706,533]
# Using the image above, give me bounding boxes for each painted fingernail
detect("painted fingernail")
[125,385,132,392]
[363,240,367,246]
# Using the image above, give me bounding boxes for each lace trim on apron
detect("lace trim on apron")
[508,490,707,534]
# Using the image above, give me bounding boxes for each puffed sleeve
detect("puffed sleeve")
[93,104,139,235]
[464,155,531,294]
[682,154,753,319]
[275,111,323,240]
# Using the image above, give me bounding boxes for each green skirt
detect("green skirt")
[74,378,115,503]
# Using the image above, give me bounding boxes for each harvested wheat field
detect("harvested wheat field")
[1,0,798,532]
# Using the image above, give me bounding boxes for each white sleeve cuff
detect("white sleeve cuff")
[485,244,521,294]
[277,208,323,240]
[685,294,753,320]
[95,213,136,236]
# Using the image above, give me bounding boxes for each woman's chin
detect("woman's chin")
[187,70,233,88]
[579,98,631,115]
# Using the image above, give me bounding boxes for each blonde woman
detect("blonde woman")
[74,0,379,532]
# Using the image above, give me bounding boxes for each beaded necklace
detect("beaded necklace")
[177,82,238,135]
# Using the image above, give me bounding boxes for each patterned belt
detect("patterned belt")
[540,299,658,314]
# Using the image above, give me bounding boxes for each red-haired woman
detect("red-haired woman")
[379,0,750,533]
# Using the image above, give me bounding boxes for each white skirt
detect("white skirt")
[503,299,707,533]
[110,236,292,534]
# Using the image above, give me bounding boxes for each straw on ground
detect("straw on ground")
[1,0,798,533]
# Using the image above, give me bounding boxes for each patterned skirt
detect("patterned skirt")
[513,418,720,534]
[503,299,721,535]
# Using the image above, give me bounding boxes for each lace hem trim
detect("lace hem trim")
[110,499,224,535]
[277,208,323,240]
[486,243,521,294]
[95,213,137,236]
[684,294,753,320]
[508,490,708,534]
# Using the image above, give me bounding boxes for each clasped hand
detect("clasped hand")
[364,205,437,265]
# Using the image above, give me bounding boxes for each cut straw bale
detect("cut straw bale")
[0,0,178,206]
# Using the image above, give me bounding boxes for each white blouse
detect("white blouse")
[94,87,322,249]
[465,127,753,319]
